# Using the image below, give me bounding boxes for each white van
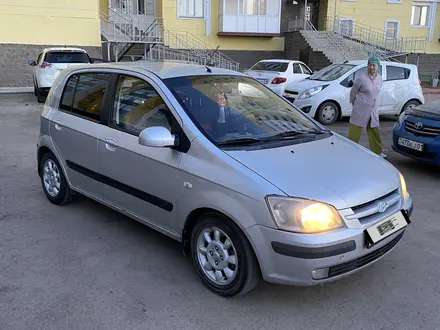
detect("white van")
[283,60,425,125]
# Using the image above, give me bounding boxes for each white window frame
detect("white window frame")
[384,20,400,40]
[224,0,267,16]
[177,0,205,19]
[411,3,431,28]
[387,0,402,4]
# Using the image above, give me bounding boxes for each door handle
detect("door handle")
[104,137,118,145]
[54,120,63,131]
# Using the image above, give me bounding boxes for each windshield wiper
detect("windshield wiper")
[263,130,327,140]
[217,137,263,146]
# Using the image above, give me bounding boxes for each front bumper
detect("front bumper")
[284,95,319,117]
[392,120,440,166]
[247,198,413,286]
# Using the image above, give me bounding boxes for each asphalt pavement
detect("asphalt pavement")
[1,93,439,330]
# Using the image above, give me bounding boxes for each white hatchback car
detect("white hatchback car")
[283,60,425,125]
[28,47,91,103]
[244,59,312,96]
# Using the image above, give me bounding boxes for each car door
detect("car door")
[97,73,185,234]
[50,71,110,199]
[380,64,411,114]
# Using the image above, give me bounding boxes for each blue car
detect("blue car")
[392,100,440,166]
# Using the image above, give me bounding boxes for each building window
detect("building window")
[225,0,266,15]
[178,0,204,18]
[385,20,399,39]
[411,4,430,27]
[387,0,402,4]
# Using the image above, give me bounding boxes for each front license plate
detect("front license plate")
[365,210,410,244]
[398,137,424,151]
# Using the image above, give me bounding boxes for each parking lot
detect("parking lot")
[1,93,439,330]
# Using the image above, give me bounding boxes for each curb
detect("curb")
[0,87,33,94]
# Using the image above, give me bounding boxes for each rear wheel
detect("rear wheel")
[36,86,46,103]
[190,213,260,297]
[39,152,72,205]
[401,100,420,114]
[316,101,340,125]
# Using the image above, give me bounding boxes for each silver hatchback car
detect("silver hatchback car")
[37,61,413,297]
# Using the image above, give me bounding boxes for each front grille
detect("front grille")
[405,121,440,137]
[345,188,401,225]
[328,232,404,278]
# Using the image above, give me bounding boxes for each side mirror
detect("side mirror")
[347,80,354,88]
[138,126,177,148]
[28,60,37,66]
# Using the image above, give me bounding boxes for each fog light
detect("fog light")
[312,268,329,280]
[301,106,311,113]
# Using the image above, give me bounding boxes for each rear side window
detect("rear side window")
[386,66,411,81]
[59,72,110,122]
[44,51,90,64]
[292,63,302,74]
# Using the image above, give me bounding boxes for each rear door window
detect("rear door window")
[44,51,90,64]
[386,66,411,81]
[59,72,110,122]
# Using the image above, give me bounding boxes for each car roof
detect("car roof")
[61,60,246,79]
[43,47,88,53]
[257,59,302,64]
[344,60,416,68]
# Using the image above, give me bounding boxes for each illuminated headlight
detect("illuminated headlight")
[399,172,409,199]
[298,85,328,100]
[266,196,345,234]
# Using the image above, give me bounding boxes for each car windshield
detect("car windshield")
[308,64,356,81]
[163,75,327,146]
[44,52,90,64]
[249,61,288,72]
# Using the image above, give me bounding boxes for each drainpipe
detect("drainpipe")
[304,0,308,29]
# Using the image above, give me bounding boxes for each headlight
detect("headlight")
[398,111,407,124]
[399,172,409,199]
[298,85,328,100]
[266,196,344,234]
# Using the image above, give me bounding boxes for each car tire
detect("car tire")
[33,83,37,96]
[401,100,420,114]
[316,101,340,125]
[36,86,45,104]
[39,152,72,205]
[190,213,260,297]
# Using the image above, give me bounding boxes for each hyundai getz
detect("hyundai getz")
[37,61,413,297]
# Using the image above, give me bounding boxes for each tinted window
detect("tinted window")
[293,63,302,74]
[71,73,109,121]
[249,61,289,72]
[44,52,90,64]
[60,74,79,111]
[386,66,410,81]
[163,75,326,145]
[110,75,172,135]
[300,63,312,75]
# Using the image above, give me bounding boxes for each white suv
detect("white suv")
[283,60,425,125]
[28,47,91,103]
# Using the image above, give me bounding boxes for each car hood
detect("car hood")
[285,78,331,93]
[406,100,440,121]
[224,134,400,210]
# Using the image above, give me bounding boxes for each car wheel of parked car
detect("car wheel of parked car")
[316,101,340,125]
[39,152,72,205]
[190,213,260,297]
[36,86,45,104]
[401,100,420,114]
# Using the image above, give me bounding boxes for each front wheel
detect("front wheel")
[190,214,260,297]
[39,152,72,205]
[316,101,340,125]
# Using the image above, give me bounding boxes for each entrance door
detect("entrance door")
[339,18,355,37]
[137,0,155,15]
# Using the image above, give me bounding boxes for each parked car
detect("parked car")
[283,60,424,125]
[392,100,440,166]
[243,59,312,96]
[37,61,413,297]
[28,47,92,103]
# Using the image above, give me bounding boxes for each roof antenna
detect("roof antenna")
[206,66,212,73]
